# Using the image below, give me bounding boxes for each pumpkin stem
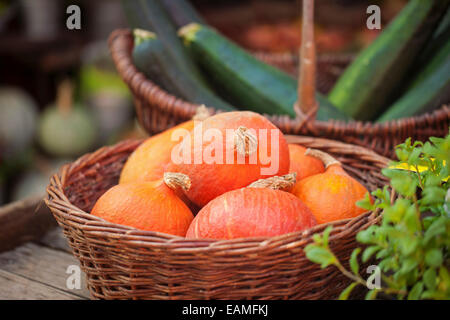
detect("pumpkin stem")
[234,126,258,156]
[247,173,297,192]
[57,79,73,116]
[192,104,211,121]
[163,172,191,191]
[305,148,340,168]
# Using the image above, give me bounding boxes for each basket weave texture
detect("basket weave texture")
[46,135,390,300]
[109,29,450,158]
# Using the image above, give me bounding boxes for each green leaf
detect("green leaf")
[421,187,447,207]
[376,248,391,260]
[425,249,443,268]
[421,290,439,300]
[356,192,374,211]
[312,233,322,245]
[362,246,381,263]
[403,205,421,234]
[339,282,358,300]
[408,282,424,300]
[365,289,378,300]
[322,226,333,247]
[382,169,417,197]
[350,248,361,275]
[379,257,397,272]
[383,198,411,224]
[407,147,422,166]
[398,258,418,276]
[395,148,409,162]
[424,217,446,244]
[424,174,442,188]
[423,268,437,291]
[438,266,450,294]
[305,246,336,268]
[356,226,377,244]
[399,237,419,256]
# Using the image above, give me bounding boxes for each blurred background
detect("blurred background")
[0,0,407,206]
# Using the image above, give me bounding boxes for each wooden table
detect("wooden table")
[0,227,91,300]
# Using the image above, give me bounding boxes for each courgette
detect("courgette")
[160,0,205,28]
[414,7,450,73]
[328,0,450,121]
[132,29,182,96]
[377,38,450,122]
[179,23,350,121]
[132,29,235,110]
[122,0,206,85]
[122,0,149,30]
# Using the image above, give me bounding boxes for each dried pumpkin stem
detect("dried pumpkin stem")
[234,126,258,156]
[305,148,340,168]
[192,104,211,121]
[247,173,297,192]
[163,172,191,191]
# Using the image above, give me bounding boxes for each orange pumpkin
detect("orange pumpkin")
[167,111,290,207]
[186,174,316,239]
[288,144,325,181]
[119,120,195,184]
[292,149,369,224]
[91,173,193,236]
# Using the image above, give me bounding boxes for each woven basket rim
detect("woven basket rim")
[108,28,450,136]
[45,135,389,252]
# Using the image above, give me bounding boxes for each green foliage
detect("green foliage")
[305,132,450,300]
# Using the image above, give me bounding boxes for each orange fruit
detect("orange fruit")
[91,174,193,236]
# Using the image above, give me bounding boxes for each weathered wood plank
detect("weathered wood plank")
[38,227,71,253]
[0,197,56,253]
[0,243,91,299]
[0,269,83,300]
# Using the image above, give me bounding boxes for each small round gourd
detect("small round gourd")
[0,87,38,159]
[38,80,97,157]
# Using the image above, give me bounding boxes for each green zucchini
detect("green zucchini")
[377,38,450,122]
[122,0,206,85]
[179,23,350,121]
[122,0,150,30]
[160,0,205,27]
[132,29,182,96]
[132,29,235,110]
[415,7,450,72]
[328,0,450,121]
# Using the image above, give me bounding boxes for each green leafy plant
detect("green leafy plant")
[305,133,450,300]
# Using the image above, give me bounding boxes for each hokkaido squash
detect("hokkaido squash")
[119,106,210,184]
[119,121,195,183]
[91,172,193,236]
[167,111,290,207]
[186,174,316,239]
[292,149,369,224]
[288,144,325,181]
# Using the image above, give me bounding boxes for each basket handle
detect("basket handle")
[295,0,318,122]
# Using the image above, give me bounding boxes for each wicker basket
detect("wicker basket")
[109,29,450,158]
[45,135,390,300]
